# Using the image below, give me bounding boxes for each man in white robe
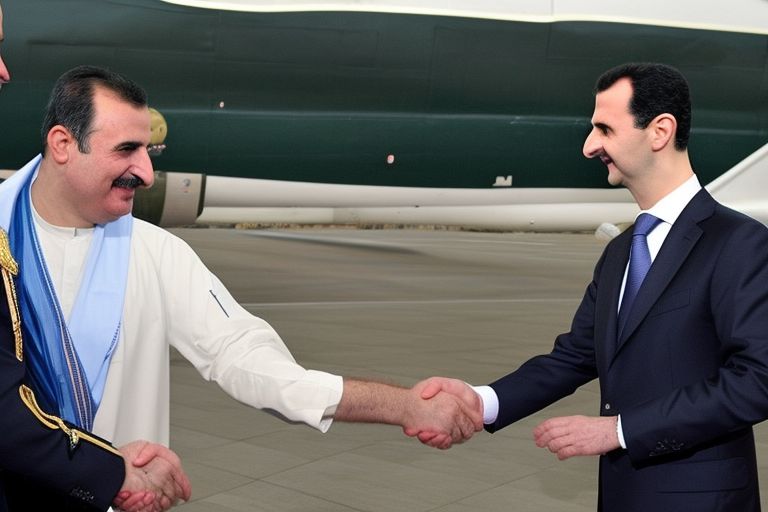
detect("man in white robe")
[1,65,482,456]
[0,7,196,510]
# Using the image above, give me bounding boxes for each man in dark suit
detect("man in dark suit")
[414,63,768,510]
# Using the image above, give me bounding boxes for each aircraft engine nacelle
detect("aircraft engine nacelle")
[133,171,206,227]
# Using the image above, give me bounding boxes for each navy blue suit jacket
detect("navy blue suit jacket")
[0,235,125,510]
[488,190,768,511]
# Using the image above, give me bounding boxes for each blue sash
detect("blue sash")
[0,155,132,429]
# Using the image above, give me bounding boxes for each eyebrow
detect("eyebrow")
[113,141,146,151]
[593,122,610,132]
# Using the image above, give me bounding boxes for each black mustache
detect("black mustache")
[112,176,145,189]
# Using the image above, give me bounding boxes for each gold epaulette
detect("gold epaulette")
[0,229,18,276]
[0,228,23,361]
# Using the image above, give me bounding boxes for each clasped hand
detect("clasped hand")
[113,441,192,512]
[403,377,484,449]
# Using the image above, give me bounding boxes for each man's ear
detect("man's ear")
[649,113,677,151]
[46,125,76,164]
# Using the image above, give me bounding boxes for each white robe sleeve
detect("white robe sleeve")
[157,227,343,432]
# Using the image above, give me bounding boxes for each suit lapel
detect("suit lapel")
[612,189,716,359]
[595,233,630,371]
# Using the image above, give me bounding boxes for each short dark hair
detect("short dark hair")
[41,65,147,153]
[594,63,691,151]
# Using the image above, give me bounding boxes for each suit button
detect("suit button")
[604,403,611,411]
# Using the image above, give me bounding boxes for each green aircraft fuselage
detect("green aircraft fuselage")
[1,0,766,190]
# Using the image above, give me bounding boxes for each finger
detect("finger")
[426,434,451,449]
[536,424,571,448]
[161,463,189,503]
[461,397,484,434]
[118,491,152,511]
[152,448,190,501]
[449,427,466,443]
[113,489,129,506]
[545,433,574,454]
[159,494,172,511]
[174,465,192,501]
[455,408,475,440]
[452,392,482,430]
[416,430,440,443]
[434,379,471,403]
[166,465,190,502]
[418,378,444,400]
[533,419,557,440]
[534,418,573,446]
[132,443,163,468]
[448,401,471,440]
[403,426,419,437]
[435,436,453,450]
[161,465,184,502]
[556,445,578,460]
[151,461,179,501]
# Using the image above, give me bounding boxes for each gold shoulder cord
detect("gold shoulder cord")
[19,385,122,456]
[0,228,23,362]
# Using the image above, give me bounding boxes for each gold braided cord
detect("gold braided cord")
[0,229,18,276]
[0,230,23,361]
[19,385,121,456]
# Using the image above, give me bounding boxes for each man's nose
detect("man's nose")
[0,56,10,84]
[583,129,601,159]
[134,148,155,188]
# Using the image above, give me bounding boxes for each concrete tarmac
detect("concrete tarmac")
[168,227,768,511]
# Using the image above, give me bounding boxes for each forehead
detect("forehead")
[90,86,151,138]
[592,78,633,119]
[92,86,147,119]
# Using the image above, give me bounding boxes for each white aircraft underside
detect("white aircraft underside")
[160,0,768,35]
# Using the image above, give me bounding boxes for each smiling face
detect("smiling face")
[59,86,154,226]
[582,78,654,190]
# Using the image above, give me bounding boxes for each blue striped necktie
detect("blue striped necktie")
[618,213,662,336]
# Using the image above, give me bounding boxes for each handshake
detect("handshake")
[402,377,485,450]
[112,441,191,512]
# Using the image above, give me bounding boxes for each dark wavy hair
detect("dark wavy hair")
[41,65,147,153]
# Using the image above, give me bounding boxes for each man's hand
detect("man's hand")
[533,415,620,460]
[113,441,191,512]
[404,377,484,449]
[334,378,482,450]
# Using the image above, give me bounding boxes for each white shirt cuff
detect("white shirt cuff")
[472,385,499,425]
[617,414,627,449]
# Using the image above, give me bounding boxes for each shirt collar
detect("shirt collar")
[638,174,701,226]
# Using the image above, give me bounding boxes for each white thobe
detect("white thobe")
[35,215,343,446]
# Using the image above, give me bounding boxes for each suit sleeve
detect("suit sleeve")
[486,251,604,432]
[621,219,768,463]
[1,266,125,510]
